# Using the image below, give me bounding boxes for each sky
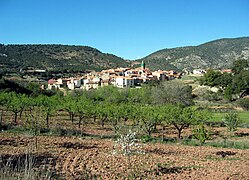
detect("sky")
[1,0,249,59]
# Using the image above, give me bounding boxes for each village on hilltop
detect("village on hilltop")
[47,61,182,90]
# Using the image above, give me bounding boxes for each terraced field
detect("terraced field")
[0,129,249,179]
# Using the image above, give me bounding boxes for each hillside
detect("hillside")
[139,37,249,71]
[0,44,129,73]
[1,37,249,74]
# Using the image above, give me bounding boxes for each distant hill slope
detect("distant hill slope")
[0,44,129,73]
[139,37,249,71]
[1,37,249,74]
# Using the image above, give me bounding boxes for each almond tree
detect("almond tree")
[36,95,58,128]
[167,105,198,140]
[192,123,209,157]
[24,106,46,150]
[95,102,109,128]
[4,92,28,124]
[136,105,161,136]
[75,95,93,128]
[106,103,123,133]
[62,94,77,123]
[0,92,8,128]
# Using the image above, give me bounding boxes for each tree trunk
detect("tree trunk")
[0,110,3,129]
[46,114,49,129]
[69,112,75,123]
[93,115,96,123]
[72,113,75,123]
[173,124,183,140]
[19,109,23,118]
[148,129,152,136]
[78,115,84,128]
[101,117,106,128]
[14,112,18,124]
[153,124,157,132]
[35,127,38,150]
[78,118,81,128]
[177,130,181,140]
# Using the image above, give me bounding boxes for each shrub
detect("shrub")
[223,111,241,136]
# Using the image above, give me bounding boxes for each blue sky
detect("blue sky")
[1,0,249,59]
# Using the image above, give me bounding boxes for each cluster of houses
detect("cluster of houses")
[191,69,232,75]
[47,61,182,90]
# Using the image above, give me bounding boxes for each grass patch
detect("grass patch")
[0,152,59,179]
[205,155,242,161]
[140,135,249,150]
[181,138,249,149]
[206,139,249,149]
[211,111,249,123]
[5,126,33,136]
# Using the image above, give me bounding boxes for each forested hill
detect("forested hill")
[0,44,129,73]
[139,37,249,71]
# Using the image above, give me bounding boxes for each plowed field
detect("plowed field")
[0,132,248,179]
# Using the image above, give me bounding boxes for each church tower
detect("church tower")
[141,61,145,69]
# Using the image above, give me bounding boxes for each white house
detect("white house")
[193,69,206,75]
[115,77,134,88]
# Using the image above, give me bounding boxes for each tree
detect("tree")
[75,95,93,128]
[152,80,193,106]
[232,59,248,74]
[62,94,77,123]
[200,69,222,87]
[36,95,58,128]
[237,98,249,110]
[127,87,152,104]
[24,106,46,150]
[105,103,123,133]
[166,105,209,140]
[215,72,233,88]
[94,86,128,103]
[192,123,209,157]
[231,71,249,95]
[0,92,8,127]
[4,92,28,124]
[223,111,241,136]
[95,102,110,128]
[224,85,233,101]
[135,105,162,136]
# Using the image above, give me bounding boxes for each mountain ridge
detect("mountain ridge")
[139,37,249,71]
[1,37,249,74]
[0,44,129,74]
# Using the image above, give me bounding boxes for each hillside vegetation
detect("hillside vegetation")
[139,37,249,71]
[0,44,129,73]
[1,37,249,74]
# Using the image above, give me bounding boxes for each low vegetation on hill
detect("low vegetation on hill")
[1,37,249,76]
[139,37,249,71]
[0,44,129,75]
